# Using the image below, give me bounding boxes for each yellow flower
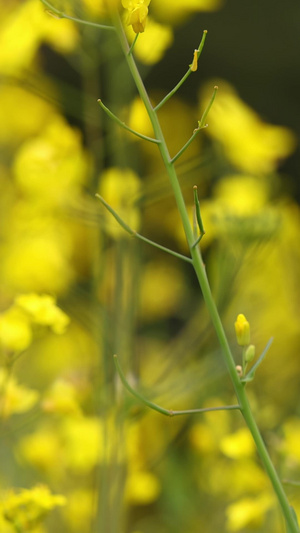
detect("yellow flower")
[226,493,274,531]
[122,0,151,33]
[1,485,66,531]
[0,307,32,352]
[0,369,39,419]
[15,293,70,334]
[199,81,296,174]
[234,314,250,346]
[124,17,173,64]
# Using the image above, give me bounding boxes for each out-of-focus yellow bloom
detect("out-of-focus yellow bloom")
[220,428,255,459]
[0,0,77,75]
[63,489,94,531]
[42,379,81,415]
[125,470,160,504]
[122,0,151,33]
[13,116,87,206]
[151,0,222,25]
[0,369,39,419]
[1,485,66,531]
[0,307,32,352]
[282,417,300,463]
[1,234,74,295]
[61,417,102,473]
[226,493,274,531]
[0,85,54,146]
[200,81,296,173]
[98,167,141,238]
[139,260,185,320]
[16,293,70,334]
[125,17,173,64]
[235,314,250,346]
[19,427,63,475]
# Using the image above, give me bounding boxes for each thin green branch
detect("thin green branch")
[95,194,193,263]
[170,86,217,164]
[170,124,207,164]
[198,85,218,128]
[97,99,161,144]
[114,354,240,417]
[191,185,205,247]
[154,30,208,112]
[128,34,139,55]
[40,0,116,30]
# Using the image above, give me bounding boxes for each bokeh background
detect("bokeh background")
[1,0,300,532]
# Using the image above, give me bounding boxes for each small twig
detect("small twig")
[170,124,207,164]
[198,85,218,129]
[97,99,161,144]
[128,34,139,55]
[40,0,116,31]
[191,185,205,247]
[154,30,208,112]
[114,354,240,417]
[95,194,193,263]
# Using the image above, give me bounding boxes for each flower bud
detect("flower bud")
[244,344,255,363]
[234,314,250,346]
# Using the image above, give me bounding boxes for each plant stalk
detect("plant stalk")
[112,11,298,532]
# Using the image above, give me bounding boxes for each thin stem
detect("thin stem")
[154,30,208,112]
[198,85,218,128]
[171,125,207,164]
[97,99,161,144]
[114,354,240,417]
[40,0,116,31]
[95,194,192,263]
[112,13,299,532]
[128,34,139,55]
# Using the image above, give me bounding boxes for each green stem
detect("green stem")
[112,12,299,532]
[154,30,207,112]
[95,193,192,263]
[97,99,161,144]
[114,355,240,417]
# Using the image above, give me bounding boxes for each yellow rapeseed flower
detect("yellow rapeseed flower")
[1,485,66,531]
[122,0,151,33]
[199,81,296,174]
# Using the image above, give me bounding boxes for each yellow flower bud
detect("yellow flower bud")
[234,314,250,346]
[190,49,198,72]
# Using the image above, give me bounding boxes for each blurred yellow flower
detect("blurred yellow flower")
[151,0,223,24]
[42,379,81,415]
[63,489,94,531]
[16,293,70,334]
[122,0,151,33]
[0,369,39,419]
[0,85,54,146]
[220,428,255,459]
[0,307,32,352]
[98,167,141,238]
[0,0,77,75]
[226,493,274,531]
[1,485,66,531]
[125,17,173,64]
[200,81,296,173]
[19,427,63,475]
[125,470,160,504]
